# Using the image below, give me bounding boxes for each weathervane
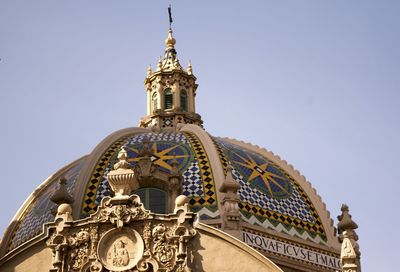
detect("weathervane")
[168,4,173,29]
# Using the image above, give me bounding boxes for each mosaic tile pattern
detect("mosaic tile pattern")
[82,136,128,216]
[183,132,218,209]
[125,132,189,145]
[183,161,204,197]
[232,167,313,222]
[81,132,218,218]
[162,117,173,128]
[213,137,326,241]
[8,161,83,251]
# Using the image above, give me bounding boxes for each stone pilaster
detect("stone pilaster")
[219,165,241,236]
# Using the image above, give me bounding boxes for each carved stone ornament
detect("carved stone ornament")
[45,194,197,272]
[93,195,149,228]
[107,147,138,199]
[337,204,361,272]
[97,228,144,271]
[219,165,241,231]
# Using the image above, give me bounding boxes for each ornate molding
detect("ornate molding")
[46,194,196,272]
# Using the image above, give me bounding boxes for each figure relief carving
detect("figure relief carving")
[98,227,144,271]
[143,221,152,256]
[111,239,130,267]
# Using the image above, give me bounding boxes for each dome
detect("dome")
[0,26,353,272]
[2,125,337,253]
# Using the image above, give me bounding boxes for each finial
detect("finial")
[50,177,74,205]
[338,204,358,232]
[174,195,189,214]
[337,204,361,272]
[50,177,75,220]
[173,58,181,69]
[220,164,240,193]
[113,146,132,170]
[166,6,175,48]
[147,65,152,76]
[187,60,193,75]
[165,28,176,49]
[157,57,163,71]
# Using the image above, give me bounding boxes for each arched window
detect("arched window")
[164,88,173,110]
[152,92,158,111]
[134,188,168,214]
[180,89,188,111]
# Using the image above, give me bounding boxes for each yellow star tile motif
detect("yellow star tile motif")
[126,143,190,171]
[232,151,290,196]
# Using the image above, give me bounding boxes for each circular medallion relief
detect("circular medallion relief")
[97,227,144,271]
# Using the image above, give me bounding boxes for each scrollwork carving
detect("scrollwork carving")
[89,226,99,258]
[153,224,176,266]
[46,195,196,272]
[67,228,90,271]
[92,195,149,228]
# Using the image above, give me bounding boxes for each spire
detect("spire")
[161,28,182,71]
[140,8,202,129]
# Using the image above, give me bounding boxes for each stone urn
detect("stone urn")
[107,147,139,199]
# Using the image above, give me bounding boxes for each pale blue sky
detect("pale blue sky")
[0,1,399,270]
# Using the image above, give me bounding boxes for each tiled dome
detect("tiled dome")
[3,126,335,254]
[3,125,333,253]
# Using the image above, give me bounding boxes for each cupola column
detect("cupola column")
[188,86,195,113]
[146,88,151,116]
[156,82,163,111]
[173,81,179,110]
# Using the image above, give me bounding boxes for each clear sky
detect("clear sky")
[0,1,399,270]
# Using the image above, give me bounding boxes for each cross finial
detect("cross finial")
[168,4,173,29]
